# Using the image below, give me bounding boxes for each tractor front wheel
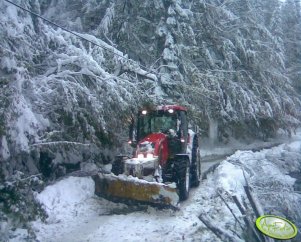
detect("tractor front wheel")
[111,156,126,175]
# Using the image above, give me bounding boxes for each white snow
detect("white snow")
[214,160,247,195]
[1,136,10,160]
[199,130,298,158]
[35,176,95,223]
[11,95,47,152]
[7,228,29,242]
[31,131,301,242]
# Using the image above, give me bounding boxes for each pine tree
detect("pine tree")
[281,0,301,94]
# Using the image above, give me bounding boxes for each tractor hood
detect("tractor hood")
[139,133,167,145]
[136,133,169,166]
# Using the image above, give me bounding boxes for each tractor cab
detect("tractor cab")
[126,105,190,172]
[129,105,188,153]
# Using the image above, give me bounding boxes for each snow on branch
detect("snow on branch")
[31,141,90,148]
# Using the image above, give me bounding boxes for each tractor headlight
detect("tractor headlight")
[146,153,154,159]
[137,153,144,159]
[137,153,154,159]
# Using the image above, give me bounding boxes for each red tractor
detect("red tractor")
[93,105,201,206]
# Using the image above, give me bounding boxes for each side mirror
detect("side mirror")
[128,140,137,148]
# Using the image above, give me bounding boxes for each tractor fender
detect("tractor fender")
[186,129,197,162]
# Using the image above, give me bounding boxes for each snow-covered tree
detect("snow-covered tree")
[1,0,300,176]
[281,0,301,94]
[182,0,301,140]
[0,0,155,178]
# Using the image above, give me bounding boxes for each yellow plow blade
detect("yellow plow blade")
[92,173,179,207]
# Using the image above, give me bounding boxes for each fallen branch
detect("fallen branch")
[31,141,90,147]
[242,168,274,242]
[198,214,243,242]
[218,192,244,230]
[244,186,261,218]
[6,173,42,185]
[232,195,264,242]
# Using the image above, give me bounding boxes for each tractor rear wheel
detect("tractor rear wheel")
[191,135,201,187]
[191,151,201,187]
[175,159,190,201]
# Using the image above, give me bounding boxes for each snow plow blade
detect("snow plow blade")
[92,173,179,208]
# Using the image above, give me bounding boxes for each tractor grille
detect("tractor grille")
[125,164,142,178]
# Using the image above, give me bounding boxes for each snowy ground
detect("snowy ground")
[199,129,300,158]
[24,132,301,242]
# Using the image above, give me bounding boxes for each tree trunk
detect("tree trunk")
[209,118,218,145]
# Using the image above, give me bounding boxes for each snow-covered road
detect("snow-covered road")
[32,175,215,242]
[30,134,301,242]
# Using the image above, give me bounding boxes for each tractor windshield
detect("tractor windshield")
[138,110,177,139]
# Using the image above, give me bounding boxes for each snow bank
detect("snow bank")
[36,176,95,222]
[196,139,301,241]
[286,141,301,153]
[214,160,246,195]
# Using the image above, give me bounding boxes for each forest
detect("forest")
[1,0,300,176]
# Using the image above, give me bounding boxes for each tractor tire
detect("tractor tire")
[175,159,190,201]
[111,156,125,175]
[190,135,201,187]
